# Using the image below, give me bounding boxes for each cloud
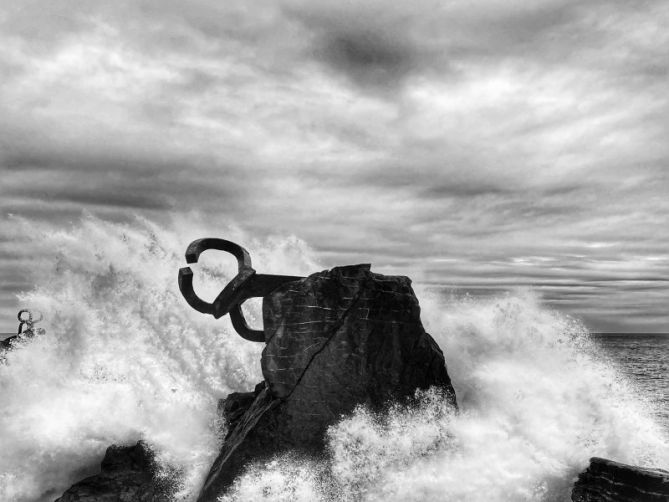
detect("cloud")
[0,0,668,331]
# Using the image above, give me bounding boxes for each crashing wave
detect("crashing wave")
[0,215,666,501]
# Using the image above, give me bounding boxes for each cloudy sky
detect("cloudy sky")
[1,0,668,333]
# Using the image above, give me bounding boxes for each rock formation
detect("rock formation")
[0,335,14,352]
[55,441,175,502]
[572,457,669,502]
[198,264,457,501]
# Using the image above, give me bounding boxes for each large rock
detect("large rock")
[55,441,175,502]
[199,264,456,501]
[572,457,669,502]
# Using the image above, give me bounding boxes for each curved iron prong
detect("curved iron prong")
[18,309,33,323]
[185,238,252,269]
[178,238,305,341]
[178,267,215,316]
[225,273,304,341]
[180,238,258,318]
[230,304,265,342]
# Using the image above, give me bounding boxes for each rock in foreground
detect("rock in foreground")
[199,264,457,501]
[56,441,175,502]
[572,457,669,502]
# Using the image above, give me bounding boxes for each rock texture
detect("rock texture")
[0,335,15,356]
[55,441,175,502]
[1,333,26,353]
[572,457,669,502]
[199,264,456,501]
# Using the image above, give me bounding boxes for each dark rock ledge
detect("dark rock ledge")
[572,457,669,502]
[55,441,177,502]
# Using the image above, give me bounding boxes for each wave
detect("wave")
[222,292,668,502]
[0,216,666,501]
[0,215,317,501]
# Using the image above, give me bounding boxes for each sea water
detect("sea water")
[591,334,668,431]
[0,215,667,502]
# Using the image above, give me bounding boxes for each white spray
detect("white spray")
[0,216,666,502]
[220,293,669,501]
[0,215,317,501]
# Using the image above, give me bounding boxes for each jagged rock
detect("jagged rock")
[572,457,669,502]
[199,264,457,501]
[0,335,14,352]
[55,441,176,502]
[1,334,24,353]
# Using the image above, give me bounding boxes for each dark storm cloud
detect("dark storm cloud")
[285,0,594,91]
[1,0,669,331]
[316,29,417,89]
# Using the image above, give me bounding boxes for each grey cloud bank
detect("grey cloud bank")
[1,0,668,332]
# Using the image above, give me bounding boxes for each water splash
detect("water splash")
[221,292,668,502]
[0,216,666,501]
[0,215,318,501]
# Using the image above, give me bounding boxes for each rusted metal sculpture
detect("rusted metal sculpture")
[17,309,43,336]
[178,238,303,342]
[1,309,45,353]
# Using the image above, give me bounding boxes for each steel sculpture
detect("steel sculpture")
[178,238,303,342]
[17,309,43,336]
[1,309,45,353]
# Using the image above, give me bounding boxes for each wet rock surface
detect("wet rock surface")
[55,441,176,502]
[1,330,39,355]
[572,457,669,502]
[199,264,457,501]
[0,335,15,354]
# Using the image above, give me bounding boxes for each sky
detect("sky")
[1,0,668,333]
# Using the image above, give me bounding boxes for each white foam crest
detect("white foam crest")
[221,290,668,502]
[0,215,319,501]
[218,456,323,502]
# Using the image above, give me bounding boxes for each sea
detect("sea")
[1,216,668,502]
[590,334,668,431]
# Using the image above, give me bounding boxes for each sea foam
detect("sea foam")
[0,216,666,502]
[221,292,668,502]
[0,215,316,501]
